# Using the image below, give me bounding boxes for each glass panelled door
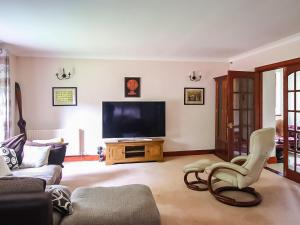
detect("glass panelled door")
[284,65,300,182]
[228,71,258,160]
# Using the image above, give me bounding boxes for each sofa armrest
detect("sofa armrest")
[0,192,53,225]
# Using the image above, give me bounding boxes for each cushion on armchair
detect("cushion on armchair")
[46,185,73,215]
[21,145,51,168]
[25,141,67,167]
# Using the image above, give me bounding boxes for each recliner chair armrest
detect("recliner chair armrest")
[230,155,248,165]
[0,192,53,225]
[205,162,249,176]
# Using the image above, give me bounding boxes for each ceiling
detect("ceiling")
[1,0,300,61]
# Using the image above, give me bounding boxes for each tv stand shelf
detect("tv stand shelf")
[105,138,164,165]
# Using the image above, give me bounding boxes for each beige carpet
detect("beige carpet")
[267,163,284,174]
[61,154,300,225]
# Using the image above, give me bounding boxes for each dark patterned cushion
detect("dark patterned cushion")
[0,133,26,165]
[0,147,19,169]
[46,185,73,215]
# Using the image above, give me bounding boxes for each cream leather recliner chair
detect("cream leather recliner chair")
[205,128,275,207]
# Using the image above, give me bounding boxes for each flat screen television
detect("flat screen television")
[102,101,165,138]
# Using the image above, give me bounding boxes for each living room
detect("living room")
[1,1,300,225]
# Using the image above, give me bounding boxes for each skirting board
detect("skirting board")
[163,149,215,157]
[267,156,277,164]
[65,155,99,162]
[264,166,283,176]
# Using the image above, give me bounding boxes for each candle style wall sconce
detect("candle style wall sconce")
[189,71,202,82]
[56,68,71,80]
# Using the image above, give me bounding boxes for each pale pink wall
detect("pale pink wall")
[15,57,228,154]
[229,38,300,71]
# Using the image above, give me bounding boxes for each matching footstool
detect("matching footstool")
[183,159,215,191]
[60,184,160,225]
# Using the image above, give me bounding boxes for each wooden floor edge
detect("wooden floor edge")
[163,149,215,157]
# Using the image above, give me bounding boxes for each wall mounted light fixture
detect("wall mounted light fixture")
[189,71,202,82]
[56,68,71,80]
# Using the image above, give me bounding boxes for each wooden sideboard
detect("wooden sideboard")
[105,138,164,165]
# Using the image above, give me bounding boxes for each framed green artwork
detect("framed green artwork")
[52,87,77,106]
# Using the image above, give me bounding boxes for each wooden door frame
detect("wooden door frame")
[283,64,300,182]
[255,57,300,179]
[255,58,300,130]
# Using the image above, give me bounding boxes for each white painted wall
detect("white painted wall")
[262,70,276,129]
[262,70,276,157]
[15,57,228,154]
[262,70,276,156]
[229,38,300,71]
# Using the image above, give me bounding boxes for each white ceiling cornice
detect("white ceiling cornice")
[13,53,228,63]
[228,32,300,62]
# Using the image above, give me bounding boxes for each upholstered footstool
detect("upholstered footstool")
[183,159,215,191]
[60,184,160,225]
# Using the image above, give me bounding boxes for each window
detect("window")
[0,49,11,141]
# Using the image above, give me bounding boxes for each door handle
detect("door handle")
[228,122,233,129]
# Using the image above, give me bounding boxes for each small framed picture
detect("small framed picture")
[125,77,140,97]
[184,88,205,105]
[52,87,77,106]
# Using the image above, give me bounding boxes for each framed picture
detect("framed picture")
[52,87,77,106]
[184,88,205,105]
[125,77,140,97]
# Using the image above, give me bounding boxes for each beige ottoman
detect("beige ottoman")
[60,184,160,225]
[183,159,215,191]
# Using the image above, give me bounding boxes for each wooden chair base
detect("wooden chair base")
[207,166,263,207]
[210,186,262,207]
[183,171,208,191]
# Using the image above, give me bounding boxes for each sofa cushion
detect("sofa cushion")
[12,165,62,185]
[60,184,161,225]
[21,145,51,168]
[0,155,12,177]
[0,133,26,165]
[0,177,46,194]
[46,185,73,215]
[0,147,19,169]
[25,141,67,167]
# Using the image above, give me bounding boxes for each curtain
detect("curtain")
[0,48,11,141]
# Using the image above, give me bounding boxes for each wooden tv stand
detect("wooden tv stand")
[105,138,164,165]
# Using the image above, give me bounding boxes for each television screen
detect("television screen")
[102,101,165,138]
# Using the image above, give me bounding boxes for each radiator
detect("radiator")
[27,129,82,156]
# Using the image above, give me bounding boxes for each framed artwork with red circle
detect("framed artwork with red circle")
[125,77,141,97]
